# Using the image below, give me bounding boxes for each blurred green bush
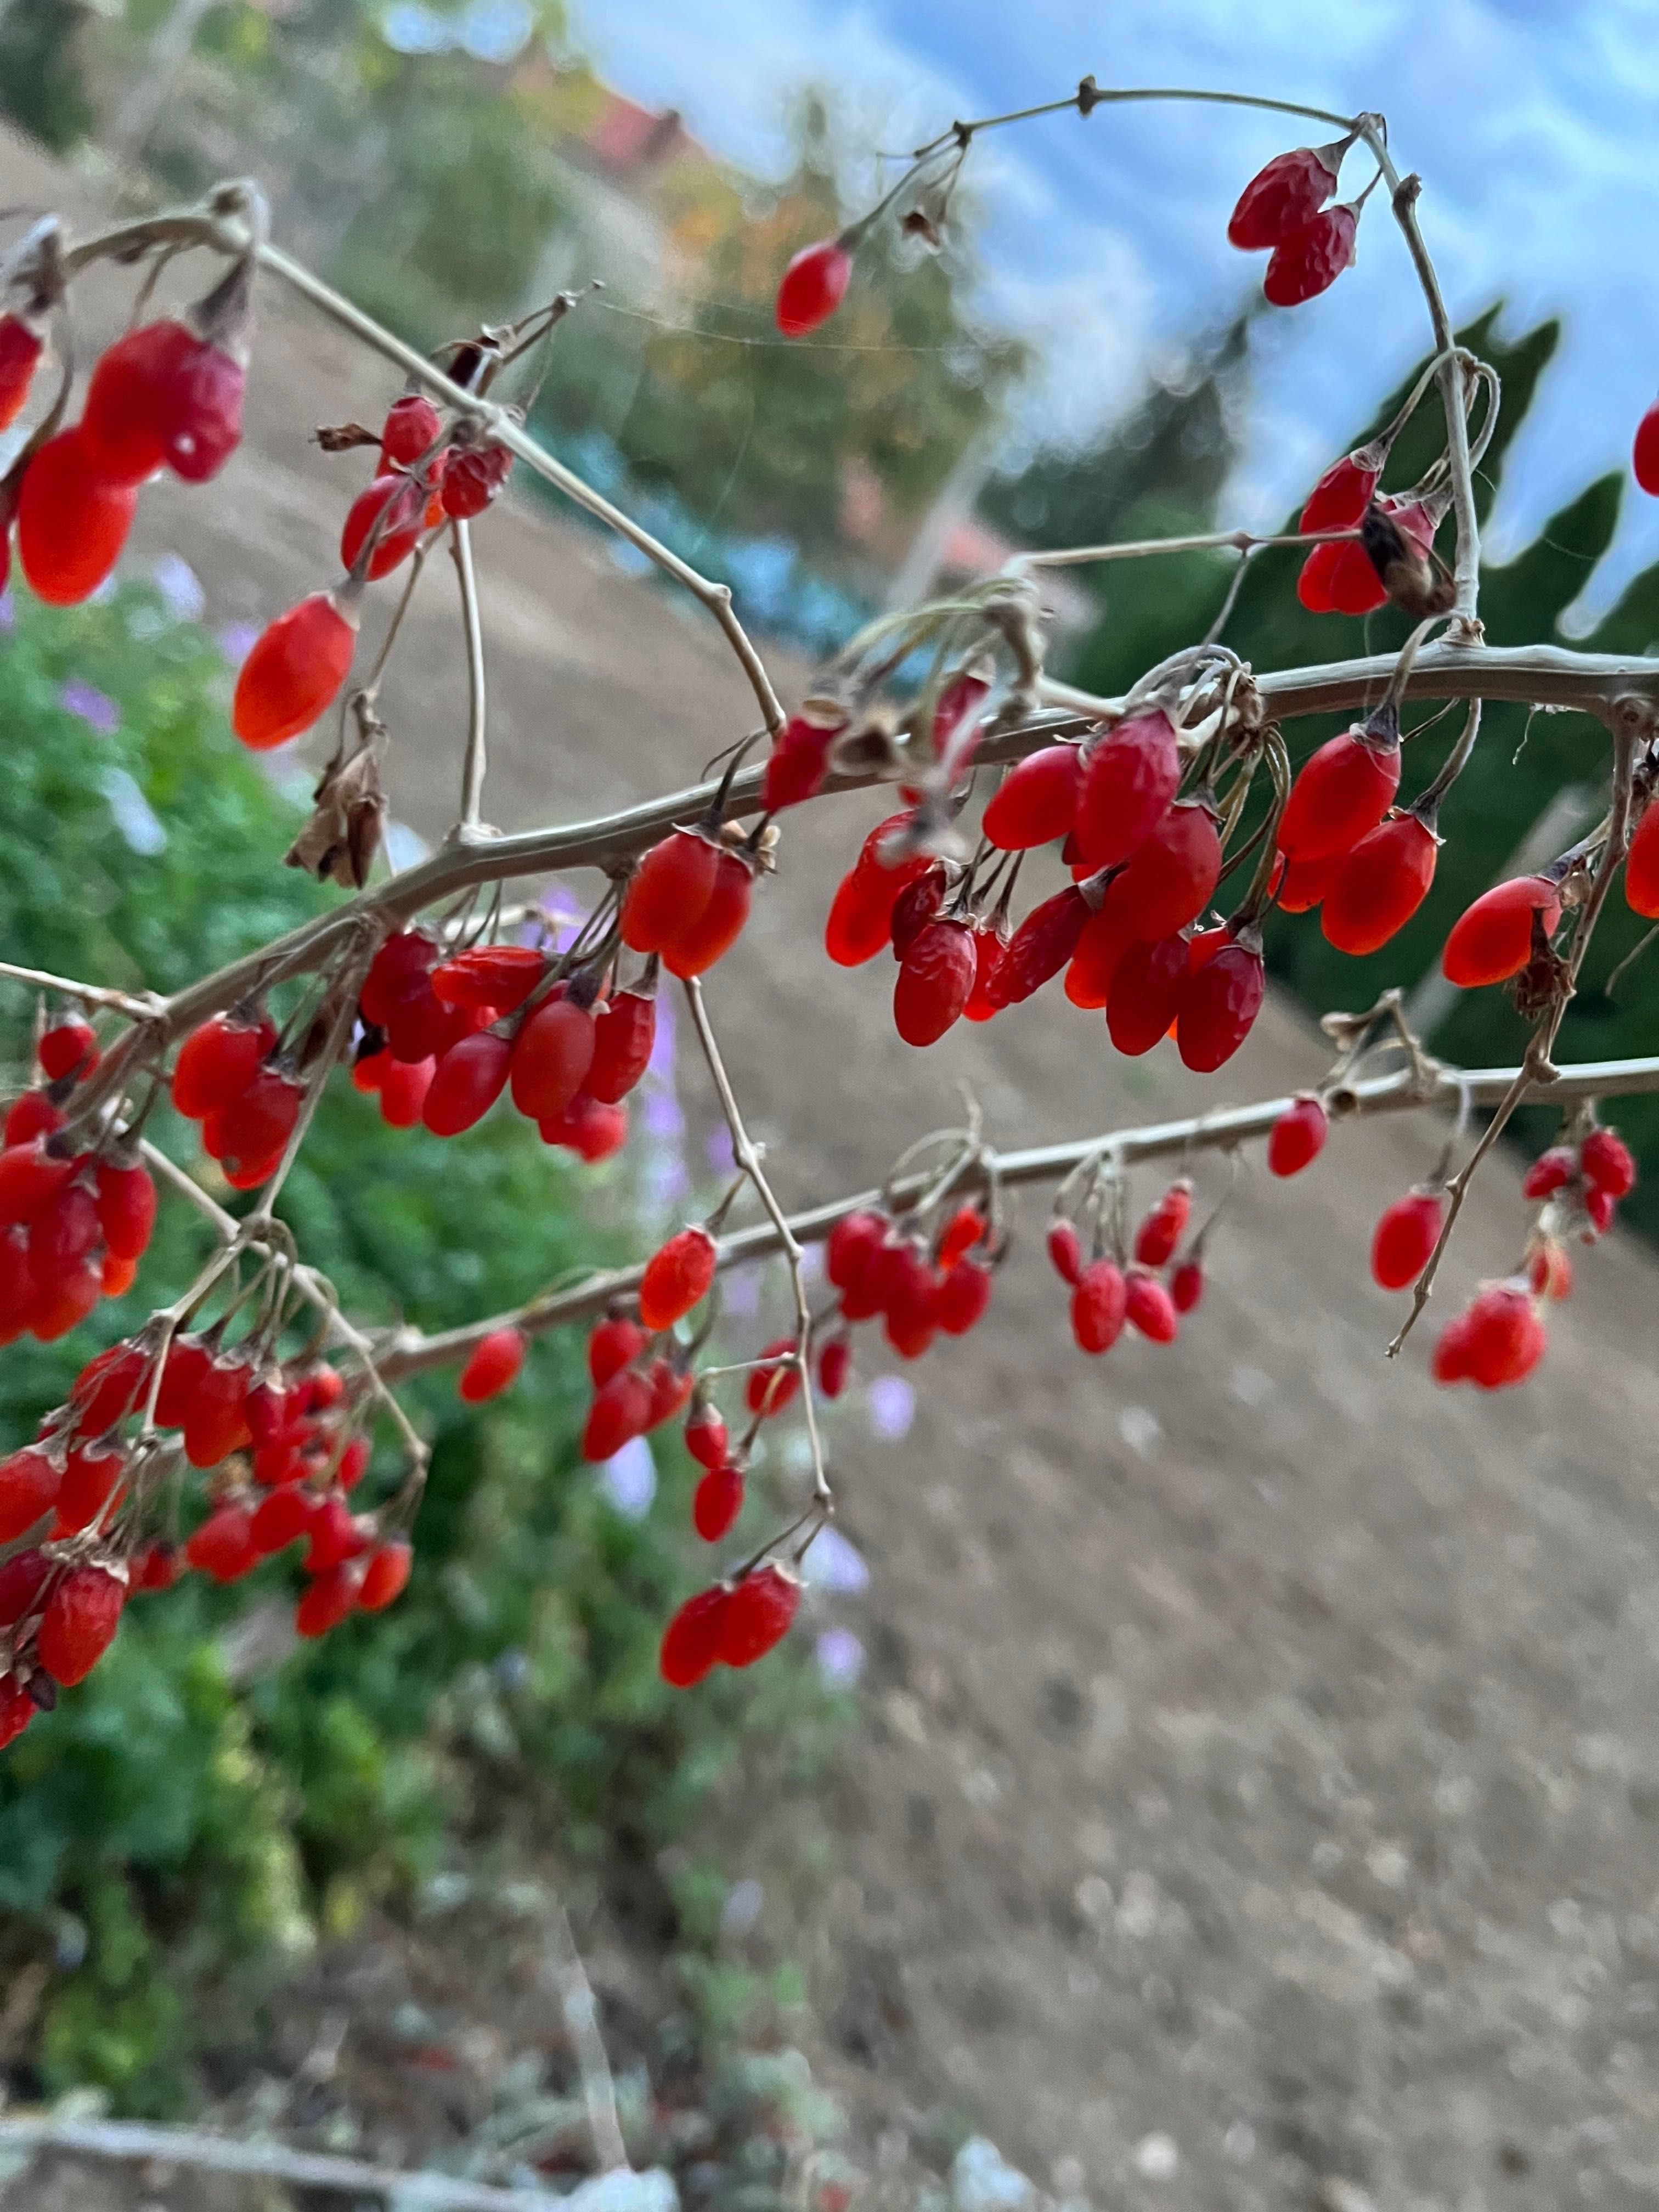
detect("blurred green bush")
[0,582,847,2112]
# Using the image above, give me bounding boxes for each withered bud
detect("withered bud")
[188,250,257,371]
[1359,503,1455,620]
[900,178,952,251]
[315,422,382,454]
[285,743,387,889]
[1508,909,1571,1020]
[826,706,906,785]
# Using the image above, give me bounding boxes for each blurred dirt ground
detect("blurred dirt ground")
[4,126,1659,2212]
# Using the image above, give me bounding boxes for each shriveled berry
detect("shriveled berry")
[1322,814,1438,954]
[963,922,1010,1023]
[775,239,853,336]
[718,1562,800,1666]
[983,744,1083,849]
[1070,1259,1126,1354]
[72,1339,149,1433]
[540,1092,628,1161]
[890,866,946,962]
[763,711,840,812]
[430,943,544,1016]
[1299,453,1379,533]
[204,1064,303,1180]
[990,887,1090,1008]
[1456,1282,1547,1390]
[693,1463,744,1543]
[1441,876,1561,988]
[640,1224,718,1331]
[936,1202,986,1272]
[1267,1094,1328,1178]
[340,472,425,579]
[441,441,512,519]
[659,1585,730,1687]
[1124,1269,1179,1343]
[1228,143,1342,250]
[381,393,443,468]
[232,591,359,751]
[132,1539,181,1592]
[620,830,720,956]
[459,1324,527,1403]
[18,429,138,605]
[1263,204,1358,306]
[1075,711,1181,867]
[37,1565,125,1685]
[894,919,976,1047]
[82,316,245,484]
[0,1548,49,1628]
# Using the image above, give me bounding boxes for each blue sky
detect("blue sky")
[569,0,1659,621]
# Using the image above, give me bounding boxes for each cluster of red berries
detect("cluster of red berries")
[1272,710,1440,955]
[9,265,249,607]
[1226,132,1366,308]
[232,391,514,753]
[1293,448,1446,620]
[823,1197,994,1365]
[1047,1180,1193,1355]
[0,1019,157,1343]
[620,823,767,980]
[0,1331,409,1750]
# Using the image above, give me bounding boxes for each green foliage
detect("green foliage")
[0,0,95,152]
[0,584,845,2110]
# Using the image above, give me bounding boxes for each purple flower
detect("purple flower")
[0,590,15,635]
[217,621,259,668]
[815,1628,866,1687]
[59,680,120,736]
[705,1124,736,1178]
[867,1375,915,1442]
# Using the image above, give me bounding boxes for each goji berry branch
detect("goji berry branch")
[369,1048,1659,1387]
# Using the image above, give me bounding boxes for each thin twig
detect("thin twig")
[680,978,830,1506]
[373,1049,1659,1386]
[541,1898,630,2175]
[450,517,489,833]
[0,961,160,1020]
[1017,524,1360,570]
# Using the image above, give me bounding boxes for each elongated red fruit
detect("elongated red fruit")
[1134,1182,1190,1268]
[582,1367,652,1461]
[359,1538,414,1612]
[233,592,358,749]
[662,849,753,979]
[588,1312,645,1387]
[38,1018,96,1081]
[82,315,246,484]
[459,1325,527,1403]
[659,1585,731,1687]
[340,473,425,579]
[1228,143,1343,250]
[1263,205,1357,306]
[763,712,840,812]
[0,1447,59,1542]
[18,430,138,605]
[1176,938,1265,1073]
[1276,849,1342,914]
[1075,712,1181,867]
[717,1562,800,1666]
[935,1256,991,1335]
[587,990,656,1103]
[187,1504,259,1583]
[621,831,720,955]
[1106,934,1188,1057]
[510,994,596,1122]
[1370,1190,1443,1290]
[1047,1220,1083,1286]
[1065,883,1135,1008]
[745,1338,799,1418]
[1441,876,1561,988]
[423,1031,511,1136]
[640,1224,718,1331]
[990,887,1089,1007]
[894,920,975,1046]
[37,1564,125,1685]
[0,313,42,432]
[684,1400,729,1469]
[1450,1282,1547,1390]
[430,944,545,1015]
[94,1160,156,1261]
[1267,1093,1328,1177]
[1070,1259,1126,1353]
[1111,803,1222,939]
[776,240,853,336]
[982,745,1083,849]
[1278,729,1401,862]
[1322,814,1438,954]
[171,1011,277,1118]
[1634,400,1659,496]
[693,1464,743,1542]
[1170,1259,1204,1313]
[1124,1270,1179,1343]
[1581,1126,1635,1199]
[1299,453,1378,533]
[1626,802,1659,917]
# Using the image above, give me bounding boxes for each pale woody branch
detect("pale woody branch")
[371,1051,1659,1388]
